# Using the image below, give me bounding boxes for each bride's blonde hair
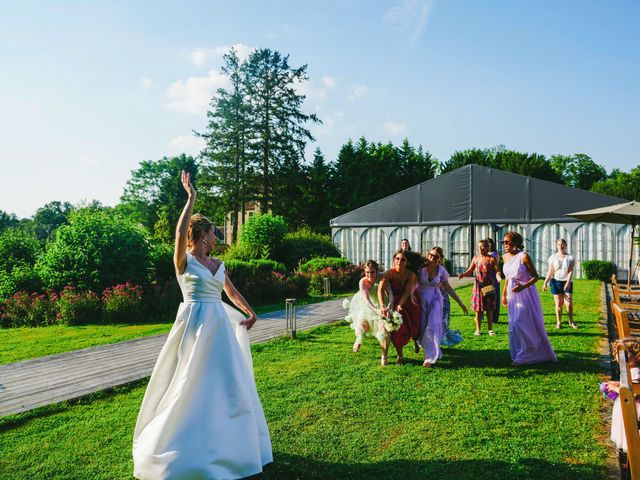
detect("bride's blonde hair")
[188,214,213,247]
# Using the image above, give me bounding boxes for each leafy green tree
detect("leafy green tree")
[550,154,607,190]
[120,154,198,235]
[36,209,151,292]
[32,201,73,241]
[441,147,562,183]
[591,166,640,201]
[198,48,255,243]
[243,48,321,213]
[0,210,20,232]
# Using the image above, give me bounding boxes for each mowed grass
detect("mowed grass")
[0,280,609,479]
[0,294,348,365]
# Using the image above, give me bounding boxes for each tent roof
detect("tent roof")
[329,164,626,227]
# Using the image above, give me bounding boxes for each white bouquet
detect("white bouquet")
[383,310,403,332]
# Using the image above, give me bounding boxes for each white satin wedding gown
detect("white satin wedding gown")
[133,253,272,479]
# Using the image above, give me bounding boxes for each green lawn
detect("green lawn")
[0,294,349,365]
[0,280,609,479]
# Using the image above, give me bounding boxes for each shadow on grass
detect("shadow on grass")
[259,454,605,480]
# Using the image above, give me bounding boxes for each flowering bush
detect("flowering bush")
[0,290,58,328]
[57,287,102,325]
[307,265,362,296]
[28,290,59,327]
[103,283,144,323]
[1,291,31,328]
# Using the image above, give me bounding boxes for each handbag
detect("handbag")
[481,284,496,297]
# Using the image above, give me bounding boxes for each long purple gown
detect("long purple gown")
[503,251,557,365]
[417,265,447,364]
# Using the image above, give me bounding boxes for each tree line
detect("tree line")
[2,46,639,242]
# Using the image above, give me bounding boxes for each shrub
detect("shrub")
[103,283,144,323]
[144,280,182,319]
[239,214,288,256]
[581,260,616,282]
[149,241,175,285]
[57,287,102,325]
[307,265,362,296]
[299,257,352,274]
[36,209,151,292]
[273,229,341,271]
[0,290,59,328]
[1,291,31,328]
[222,242,262,261]
[223,259,297,304]
[272,272,309,299]
[28,291,59,326]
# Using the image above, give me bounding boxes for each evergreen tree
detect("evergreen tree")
[243,48,321,213]
[198,48,254,243]
[299,148,335,233]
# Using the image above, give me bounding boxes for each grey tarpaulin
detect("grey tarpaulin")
[329,164,625,228]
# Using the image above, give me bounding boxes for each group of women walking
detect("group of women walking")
[345,232,571,367]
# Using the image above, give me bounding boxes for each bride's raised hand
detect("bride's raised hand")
[181,170,196,199]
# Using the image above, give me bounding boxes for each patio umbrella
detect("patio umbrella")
[566,201,640,289]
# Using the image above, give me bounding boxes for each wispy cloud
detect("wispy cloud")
[166,70,229,115]
[348,84,369,101]
[383,122,407,136]
[169,134,206,155]
[384,0,436,44]
[189,43,253,67]
[322,76,336,89]
[138,77,153,89]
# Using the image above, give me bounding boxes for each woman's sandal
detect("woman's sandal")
[422,361,433,368]
[488,330,495,336]
[474,330,481,336]
[569,321,578,329]
[381,354,388,367]
[555,322,561,329]
[353,341,361,353]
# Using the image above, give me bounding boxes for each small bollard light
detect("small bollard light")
[285,298,297,338]
[322,277,331,297]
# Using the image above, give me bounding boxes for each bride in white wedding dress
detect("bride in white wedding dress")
[133,171,272,479]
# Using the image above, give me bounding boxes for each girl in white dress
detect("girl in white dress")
[542,238,577,329]
[132,171,272,479]
[344,260,389,355]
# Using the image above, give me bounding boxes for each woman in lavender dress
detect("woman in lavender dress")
[418,247,468,367]
[501,231,557,366]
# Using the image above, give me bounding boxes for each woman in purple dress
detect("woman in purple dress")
[417,247,468,367]
[501,231,557,366]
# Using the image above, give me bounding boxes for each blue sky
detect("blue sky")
[1,0,639,218]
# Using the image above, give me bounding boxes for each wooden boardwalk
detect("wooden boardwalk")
[0,278,472,417]
[0,298,346,417]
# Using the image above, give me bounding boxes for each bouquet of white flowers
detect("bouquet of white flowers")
[382,310,403,332]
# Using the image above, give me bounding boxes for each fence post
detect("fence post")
[285,298,297,338]
[323,277,331,297]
